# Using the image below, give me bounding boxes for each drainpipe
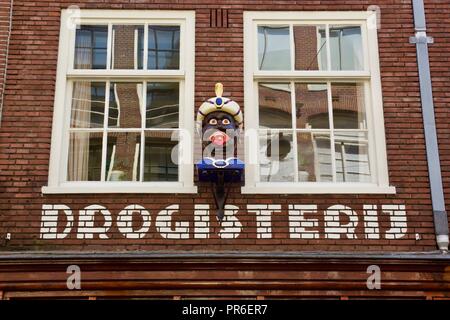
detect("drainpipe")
[410,0,448,253]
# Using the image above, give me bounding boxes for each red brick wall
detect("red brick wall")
[0,0,448,253]
[0,0,12,121]
[425,0,450,223]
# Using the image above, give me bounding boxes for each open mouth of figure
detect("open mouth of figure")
[209,131,230,146]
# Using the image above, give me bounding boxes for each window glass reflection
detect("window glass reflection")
[294,25,327,71]
[112,25,144,70]
[146,83,179,128]
[332,83,366,129]
[258,26,291,70]
[70,82,106,128]
[75,25,108,69]
[335,132,371,182]
[108,83,143,128]
[259,83,292,129]
[295,83,329,129]
[259,131,295,182]
[144,131,178,181]
[67,132,103,181]
[148,26,180,70]
[329,26,363,71]
[297,133,333,182]
[106,132,141,181]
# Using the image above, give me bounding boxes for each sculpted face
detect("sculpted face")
[196,84,243,160]
[202,111,238,147]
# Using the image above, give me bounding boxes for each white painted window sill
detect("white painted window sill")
[241,183,396,195]
[42,182,198,194]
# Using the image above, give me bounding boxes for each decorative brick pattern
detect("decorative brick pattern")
[117,204,151,239]
[194,204,210,239]
[324,205,359,240]
[363,205,380,240]
[249,204,281,239]
[40,204,74,240]
[288,205,320,240]
[210,8,228,28]
[77,205,112,240]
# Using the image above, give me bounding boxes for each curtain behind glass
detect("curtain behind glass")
[68,34,92,181]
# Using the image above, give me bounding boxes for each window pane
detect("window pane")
[295,83,329,129]
[109,82,143,128]
[92,49,107,69]
[259,83,292,129]
[335,132,371,183]
[146,82,179,128]
[70,82,106,128]
[329,26,363,71]
[297,132,332,182]
[331,83,366,129]
[105,132,141,181]
[259,131,295,182]
[75,25,108,69]
[258,26,291,70]
[67,132,103,181]
[112,25,144,70]
[144,131,178,181]
[294,25,327,71]
[148,26,180,70]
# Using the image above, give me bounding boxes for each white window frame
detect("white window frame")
[242,11,395,194]
[43,10,197,194]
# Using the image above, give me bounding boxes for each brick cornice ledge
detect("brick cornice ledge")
[0,250,448,264]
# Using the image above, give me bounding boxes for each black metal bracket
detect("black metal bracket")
[197,158,244,221]
[211,171,231,221]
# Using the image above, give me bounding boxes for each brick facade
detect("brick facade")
[0,0,448,255]
[0,0,12,122]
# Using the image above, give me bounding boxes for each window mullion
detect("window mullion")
[111,28,115,69]
[140,81,146,182]
[101,81,111,182]
[325,24,331,71]
[134,28,138,70]
[144,23,149,70]
[106,23,113,70]
[177,80,184,185]
[364,81,377,184]
[254,80,261,183]
[290,81,299,183]
[289,24,295,71]
[341,142,347,182]
[327,81,337,183]
[62,80,74,182]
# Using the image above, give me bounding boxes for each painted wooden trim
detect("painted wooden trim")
[45,9,196,194]
[242,184,396,195]
[42,183,198,194]
[242,10,394,194]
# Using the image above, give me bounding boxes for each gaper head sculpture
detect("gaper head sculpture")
[196,83,244,220]
[196,83,243,160]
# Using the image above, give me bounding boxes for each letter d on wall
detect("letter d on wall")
[40,205,74,239]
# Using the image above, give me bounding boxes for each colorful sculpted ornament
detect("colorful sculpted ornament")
[196,83,243,157]
[196,84,244,220]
